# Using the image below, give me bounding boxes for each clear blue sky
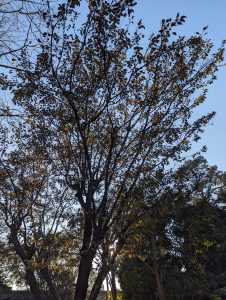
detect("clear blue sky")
[134,0,226,170]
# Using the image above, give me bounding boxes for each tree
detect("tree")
[0,1,224,299]
[0,149,78,299]
[118,157,226,300]
[175,196,226,296]
[119,256,156,300]
[0,277,11,293]
[0,242,12,292]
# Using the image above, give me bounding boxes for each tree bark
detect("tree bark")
[110,267,117,300]
[151,235,166,300]
[40,268,61,300]
[89,237,125,300]
[88,262,109,300]
[10,230,45,300]
[154,263,165,300]
[74,250,96,300]
[25,269,45,300]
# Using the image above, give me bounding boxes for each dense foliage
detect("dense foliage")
[119,157,226,300]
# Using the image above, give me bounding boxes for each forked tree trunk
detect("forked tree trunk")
[89,264,117,300]
[89,239,124,300]
[40,267,61,300]
[10,232,45,300]
[25,269,45,300]
[88,262,109,300]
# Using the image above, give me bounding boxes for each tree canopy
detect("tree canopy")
[0,1,225,300]
[119,157,226,300]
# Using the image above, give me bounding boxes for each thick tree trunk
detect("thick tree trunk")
[25,269,45,300]
[40,268,61,300]
[74,250,96,300]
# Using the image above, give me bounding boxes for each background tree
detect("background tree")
[118,157,226,300]
[0,146,79,299]
[0,276,11,293]
[0,241,12,292]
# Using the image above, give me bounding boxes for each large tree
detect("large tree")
[0,1,224,299]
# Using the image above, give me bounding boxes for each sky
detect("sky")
[134,0,226,170]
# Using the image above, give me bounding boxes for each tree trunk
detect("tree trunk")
[151,235,166,300]
[25,269,45,300]
[89,238,124,300]
[10,231,45,300]
[88,262,109,300]
[40,268,61,300]
[110,267,117,300]
[154,263,165,300]
[74,250,96,300]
